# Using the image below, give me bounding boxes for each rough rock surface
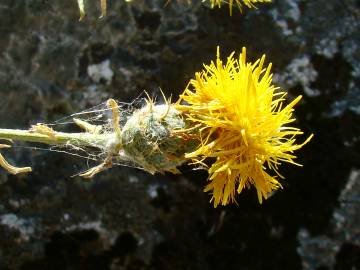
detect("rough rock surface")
[0,0,359,269]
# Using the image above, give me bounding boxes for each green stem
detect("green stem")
[0,128,114,150]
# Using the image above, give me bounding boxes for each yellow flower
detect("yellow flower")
[176,47,313,207]
[209,0,272,15]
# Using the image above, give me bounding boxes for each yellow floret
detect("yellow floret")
[209,0,272,15]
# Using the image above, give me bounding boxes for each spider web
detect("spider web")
[7,92,155,176]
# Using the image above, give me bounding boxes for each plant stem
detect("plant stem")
[0,128,113,150]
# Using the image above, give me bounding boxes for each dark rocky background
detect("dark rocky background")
[0,0,359,269]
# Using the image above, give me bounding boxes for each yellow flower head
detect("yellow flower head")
[176,47,313,207]
[209,0,272,15]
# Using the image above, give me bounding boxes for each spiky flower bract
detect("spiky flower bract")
[176,47,313,207]
[209,0,272,15]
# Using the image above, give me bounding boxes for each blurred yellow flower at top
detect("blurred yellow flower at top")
[209,0,272,15]
[76,0,270,20]
[176,47,312,207]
